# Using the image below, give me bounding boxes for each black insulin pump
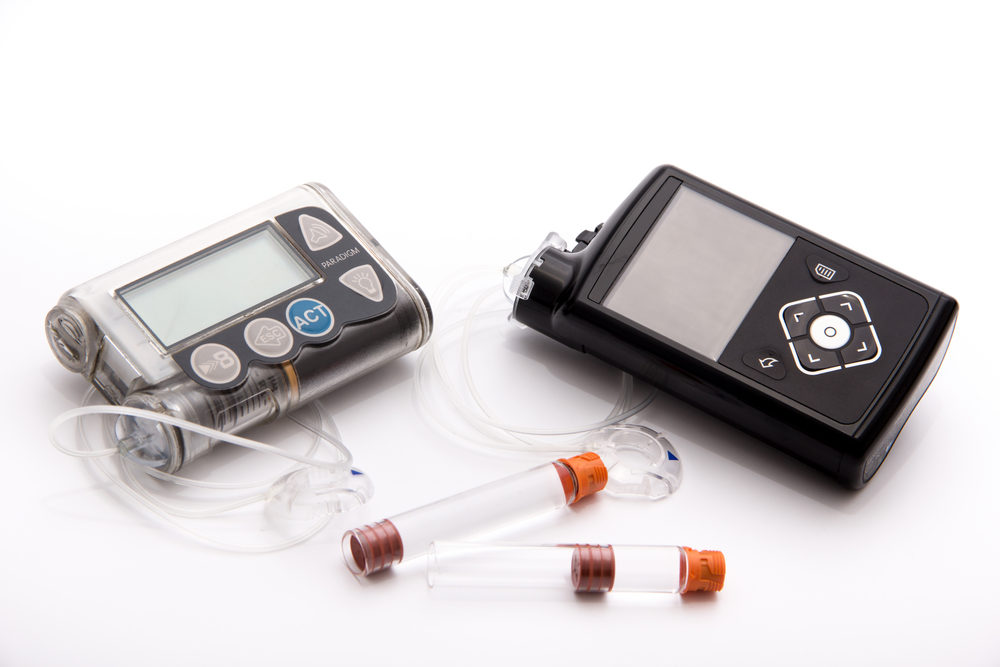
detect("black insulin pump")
[511,166,957,487]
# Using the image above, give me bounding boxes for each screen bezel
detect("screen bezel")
[599,183,795,361]
[581,172,801,363]
[115,221,322,353]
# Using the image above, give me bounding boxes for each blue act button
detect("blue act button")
[286,298,334,337]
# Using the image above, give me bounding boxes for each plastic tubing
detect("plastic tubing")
[49,389,363,553]
[342,452,608,576]
[427,542,726,594]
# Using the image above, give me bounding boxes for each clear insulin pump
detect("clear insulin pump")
[46,184,432,472]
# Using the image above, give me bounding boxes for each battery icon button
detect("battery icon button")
[814,263,836,280]
[806,254,848,284]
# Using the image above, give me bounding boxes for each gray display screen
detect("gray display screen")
[119,225,318,348]
[603,185,794,360]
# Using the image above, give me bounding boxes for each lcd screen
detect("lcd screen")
[603,185,794,360]
[119,225,318,348]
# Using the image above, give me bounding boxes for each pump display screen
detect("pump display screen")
[603,186,794,360]
[119,224,318,348]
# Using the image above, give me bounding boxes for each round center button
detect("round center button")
[809,314,851,350]
[286,297,334,337]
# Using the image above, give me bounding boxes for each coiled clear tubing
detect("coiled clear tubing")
[414,266,657,457]
[49,389,370,552]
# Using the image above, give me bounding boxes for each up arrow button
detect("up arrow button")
[298,213,343,251]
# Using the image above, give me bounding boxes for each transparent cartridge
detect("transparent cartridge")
[46,184,432,472]
[428,542,726,594]
[342,453,608,576]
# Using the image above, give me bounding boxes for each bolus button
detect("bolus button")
[190,343,241,384]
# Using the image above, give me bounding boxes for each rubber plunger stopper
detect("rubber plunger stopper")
[343,520,404,576]
[681,547,726,593]
[559,452,608,503]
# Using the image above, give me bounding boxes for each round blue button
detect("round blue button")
[285,298,334,337]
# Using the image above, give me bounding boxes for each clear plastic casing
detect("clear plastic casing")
[427,542,726,594]
[342,453,608,576]
[45,184,432,473]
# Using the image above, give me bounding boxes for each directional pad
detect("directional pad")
[778,290,882,375]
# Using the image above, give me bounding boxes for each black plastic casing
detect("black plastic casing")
[513,166,958,488]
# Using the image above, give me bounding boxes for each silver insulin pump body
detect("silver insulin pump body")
[46,184,432,473]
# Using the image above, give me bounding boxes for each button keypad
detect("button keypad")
[778,290,881,375]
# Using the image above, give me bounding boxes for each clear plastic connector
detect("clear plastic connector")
[502,232,568,303]
[585,424,682,500]
[265,466,374,521]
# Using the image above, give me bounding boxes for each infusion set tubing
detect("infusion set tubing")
[46,183,433,473]
[512,166,957,488]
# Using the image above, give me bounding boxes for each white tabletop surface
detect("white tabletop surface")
[1,2,997,665]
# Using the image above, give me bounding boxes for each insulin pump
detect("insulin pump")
[512,166,957,487]
[46,183,432,473]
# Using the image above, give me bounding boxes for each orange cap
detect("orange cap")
[557,452,608,504]
[681,547,726,593]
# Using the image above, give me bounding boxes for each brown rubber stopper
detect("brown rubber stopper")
[557,452,608,503]
[343,520,404,576]
[681,547,726,593]
[572,545,616,593]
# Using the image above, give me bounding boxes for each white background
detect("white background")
[1,2,998,665]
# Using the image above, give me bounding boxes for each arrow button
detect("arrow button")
[780,298,820,338]
[819,292,869,324]
[841,325,879,364]
[298,214,343,252]
[791,338,840,373]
